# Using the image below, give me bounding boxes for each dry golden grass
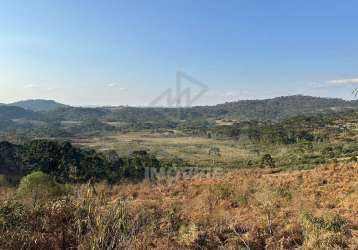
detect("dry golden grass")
[111,163,357,220]
[75,131,255,165]
[1,163,357,249]
[91,163,357,249]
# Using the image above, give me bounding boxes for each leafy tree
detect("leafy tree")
[122,151,160,180]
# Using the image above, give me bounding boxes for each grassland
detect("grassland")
[73,128,357,170]
[74,131,255,166]
[1,163,357,249]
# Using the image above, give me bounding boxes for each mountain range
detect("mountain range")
[1,95,357,122]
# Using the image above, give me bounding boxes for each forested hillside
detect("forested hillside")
[1,95,357,124]
[42,95,358,122]
[0,95,357,144]
[208,95,358,120]
[0,106,42,120]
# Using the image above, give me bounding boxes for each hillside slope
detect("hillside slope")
[9,99,68,111]
[3,95,358,123]
[0,106,42,120]
[206,95,358,121]
[1,163,356,249]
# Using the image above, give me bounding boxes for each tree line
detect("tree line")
[0,140,162,184]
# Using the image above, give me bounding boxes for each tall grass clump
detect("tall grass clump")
[85,201,134,249]
[301,213,349,249]
[209,184,232,201]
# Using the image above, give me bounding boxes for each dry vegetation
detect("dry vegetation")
[74,131,257,166]
[1,163,357,249]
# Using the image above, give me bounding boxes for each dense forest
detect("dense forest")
[0,140,161,184]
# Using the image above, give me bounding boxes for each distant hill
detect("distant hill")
[0,95,357,142]
[0,106,42,120]
[102,95,358,122]
[206,95,358,121]
[42,106,110,121]
[9,99,69,111]
[2,95,358,122]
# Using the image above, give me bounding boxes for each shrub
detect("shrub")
[17,171,64,205]
[231,194,249,207]
[349,156,357,162]
[272,186,292,201]
[165,205,183,232]
[86,201,134,249]
[0,175,10,187]
[178,223,200,247]
[209,184,232,201]
[302,213,347,233]
[0,200,27,230]
[261,154,275,168]
[0,199,83,249]
[301,213,349,249]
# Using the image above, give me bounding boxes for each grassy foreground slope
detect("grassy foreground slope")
[0,163,357,249]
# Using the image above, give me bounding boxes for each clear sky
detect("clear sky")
[1,0,358,106]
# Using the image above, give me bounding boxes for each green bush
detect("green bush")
[17,171,64,205]
[0,200,27,230]
[261,154,275,168]
[301,213,349,249]
[349,156,357,162]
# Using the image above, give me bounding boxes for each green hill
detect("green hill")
[208,95,358,121]
[0,106,41,120]
[9,99,69,111]
[103,95,358,122]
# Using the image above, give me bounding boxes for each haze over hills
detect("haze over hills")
[1,95,357,122]
[0,106,41,121]
[8,99,69,112]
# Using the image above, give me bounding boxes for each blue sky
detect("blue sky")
[1,0,358,106]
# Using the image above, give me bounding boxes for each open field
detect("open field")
[74,131,255,166]
[1,163,357,249]
[73,128,358,170]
